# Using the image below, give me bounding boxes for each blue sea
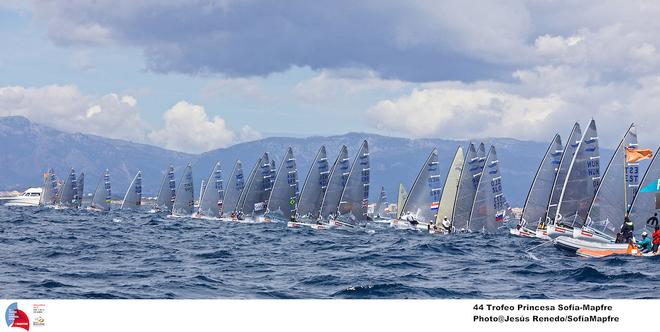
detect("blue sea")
[0,205,657,299]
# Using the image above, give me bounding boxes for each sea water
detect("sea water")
[0,205,657,299]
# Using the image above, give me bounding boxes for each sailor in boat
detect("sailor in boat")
[636,232,653,253]
[616,217,635,244]
[653,225,660,253]
[236,210,245,220]
[647,213,659,227]
[441,216,451,233]
[405,213,418,226]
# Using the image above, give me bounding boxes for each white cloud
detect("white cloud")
[0,85,147,142]
[293,70,409,103]
[147,101,240,153]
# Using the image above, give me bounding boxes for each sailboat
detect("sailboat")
[193,162,224,219]
[170,164,194,217]
[319,146,350,221]
[628,147,660,235]
[289,146,329,227]
[331,140,370,228]
[371,186,389,222]
[550,119,600,237]
[578,124,638,242]
[76,172,85,208]
[235,153,274,222]
[55,169,78,209]
[468,145,508,233]
[221,160,245,220]
[395,183,408,219]
[450,143,481,231]
[432,146,464,234]
[88,169,111,212]
[511,134,563,238]
[120,171,143,210]
[152,165,176,214]
[392,148,441,230]
[264,147,299,222]
[39,168,58,207]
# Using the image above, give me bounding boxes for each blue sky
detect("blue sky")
[1,1,660,152]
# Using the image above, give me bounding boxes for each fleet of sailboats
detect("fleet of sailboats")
[25,120,660,257]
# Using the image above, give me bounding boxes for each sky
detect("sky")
[1,1,660,153]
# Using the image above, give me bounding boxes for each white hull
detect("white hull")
[389,218,430,231]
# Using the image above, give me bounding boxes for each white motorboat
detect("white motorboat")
[0,187,43,206]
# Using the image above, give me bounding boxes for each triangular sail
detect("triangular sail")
[198,162,224,217]
[155,165,176,213]
[519,134,563,229]
[628,147,660,234]
[223,160,245,215]
[400,148,441,223]
[396,183,408,219]
[374,186,388,217]
[76,172,85,208]
[238,153,273,216]
[121,171,142,210]
[547,123,581,224]
[555,120,600,228]
[469,146,507,232]
[58,169,78,207]
[586,124,638,237]
[90,169,111,211]
[172,164,194,216]
[451,144,480,230]
[266,147,299,220]
[40,168,58,206]
[297,146,329,219]
[319,146,350,219]
[338,140,370,222]
[436,146,464,226]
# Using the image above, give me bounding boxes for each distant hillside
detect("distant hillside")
[0,116,613,206]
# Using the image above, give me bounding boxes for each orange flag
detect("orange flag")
[626,147,653,163]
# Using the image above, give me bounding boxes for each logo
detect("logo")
[5,302,30,331]
[32,317,44,327]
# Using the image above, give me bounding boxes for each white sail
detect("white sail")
[90,169,111,211]
[586,124,638,237]
[547,123,582,224]
[154,165,176,213]
[297,146,329,220]
[197,162,224,217]
[337,140,370,222]
[40,168,58,206]
[519,134,563,229]
[121,171,143,210]
[555,119,600,228]
[172,164,194,216]
[319,145,350,220]
[400,148,441,223]
[57,169,78,208]
[238,153,273,216]
[469,146,507,233]
[436,146,464,226]
[266,147,299,220]
[223,160,245,215]
[628,147,660,234]
[374,186,388,217]
[396,183,408,219]
[451,143,480,231]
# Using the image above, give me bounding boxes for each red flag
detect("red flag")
[626,147,653,163]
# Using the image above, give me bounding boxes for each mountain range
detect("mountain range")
[0,115,614,207]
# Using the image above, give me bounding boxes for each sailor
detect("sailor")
[618,217,634,244]
[647,213,659,227]
[637,232,653,253]
[442,216,451,233]
[653,225,660,253]
[406,213,418,226]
